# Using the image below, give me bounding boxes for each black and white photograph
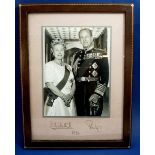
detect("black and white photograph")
[43,26,111,117]
[20,4,133,148]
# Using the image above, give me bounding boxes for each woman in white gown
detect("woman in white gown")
[44,39,77,116]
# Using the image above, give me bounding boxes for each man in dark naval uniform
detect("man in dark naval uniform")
[71,28,109,116]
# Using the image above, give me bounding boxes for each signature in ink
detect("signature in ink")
[50,121,73,130]
[85,120,102,132]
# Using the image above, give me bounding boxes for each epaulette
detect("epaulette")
[73,49,83,56]
[72,49,83,63]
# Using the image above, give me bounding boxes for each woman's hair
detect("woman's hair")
[50,38,66,60]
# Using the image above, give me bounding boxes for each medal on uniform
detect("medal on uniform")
[92,62,98,69]
[91,70,98,77]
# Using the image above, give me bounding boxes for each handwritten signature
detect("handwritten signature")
[85,120,102,132]
[50,121,73,130]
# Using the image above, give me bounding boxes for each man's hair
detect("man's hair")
[79,28,93,38]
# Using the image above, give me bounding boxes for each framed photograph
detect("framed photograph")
[20,4,133,149]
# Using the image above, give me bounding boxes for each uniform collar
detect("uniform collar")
[83,42,94,53]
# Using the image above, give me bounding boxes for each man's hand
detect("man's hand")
[89,94,100,107]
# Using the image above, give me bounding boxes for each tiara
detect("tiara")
[51,38,65,47]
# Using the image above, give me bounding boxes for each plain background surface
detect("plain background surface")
[28,13,124,140]
[15,0,140,155]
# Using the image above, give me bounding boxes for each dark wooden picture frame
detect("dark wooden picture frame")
[20,4,133,149]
